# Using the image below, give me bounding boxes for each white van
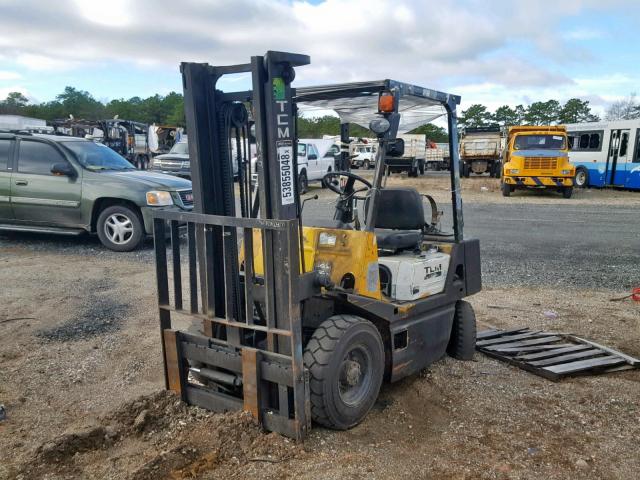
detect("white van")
[251,140,336,194]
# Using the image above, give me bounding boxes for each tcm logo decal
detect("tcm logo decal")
[424,264,443,280]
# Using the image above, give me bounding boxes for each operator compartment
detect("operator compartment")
[379,246,450,301]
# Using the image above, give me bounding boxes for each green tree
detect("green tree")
[493,105,519,127]
[55,86,105,120]
[408,123,448,142]
[0,91,29,114]
[524,100,560,125]
[558,98,599,124]
[460,104,492,127]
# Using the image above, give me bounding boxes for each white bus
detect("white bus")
[565,119,640,190]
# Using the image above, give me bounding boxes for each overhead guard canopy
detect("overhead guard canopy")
[295,80,461,134]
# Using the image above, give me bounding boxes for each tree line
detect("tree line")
[1,87,639,140]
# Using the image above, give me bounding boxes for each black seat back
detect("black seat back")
[365,188,425,230]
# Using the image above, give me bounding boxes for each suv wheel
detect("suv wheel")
[97,205,145,252]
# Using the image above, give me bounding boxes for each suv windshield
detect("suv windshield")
[63,141,135,170]
[514,134,566,150]
[169,142,188,155]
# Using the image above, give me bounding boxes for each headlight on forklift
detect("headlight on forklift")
[146,191,174,206]
[509,169,519,174]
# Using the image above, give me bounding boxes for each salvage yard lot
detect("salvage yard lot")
[1,176,639,479]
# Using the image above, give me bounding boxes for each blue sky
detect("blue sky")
[0,0,638,116]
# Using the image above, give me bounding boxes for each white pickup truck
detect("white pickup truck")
[251,139,337,194]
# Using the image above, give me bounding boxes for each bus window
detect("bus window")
[620,132,629,157]
[579,134,589,149]
[589,133,600,149]
[636,130,640,162]
[568,136,575,149]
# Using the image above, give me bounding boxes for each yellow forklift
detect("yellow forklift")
[152,51,481,440]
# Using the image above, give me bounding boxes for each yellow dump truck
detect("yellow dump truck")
[501,126,575,198]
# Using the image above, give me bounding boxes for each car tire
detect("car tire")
[96,205,145,252]
[501,181,512,197]
[574,167,588,188]
[562,186,573,199]
[298,169,309,195]
[447,301,477,360]
[304,315,384,430]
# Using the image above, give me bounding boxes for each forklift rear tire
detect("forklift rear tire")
[298,170,309,194]
[447,300,477,360]
[303,315,384,430]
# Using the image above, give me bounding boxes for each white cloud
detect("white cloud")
[0,85,29,99]
[0,70,21,80]
[0,0,637,111]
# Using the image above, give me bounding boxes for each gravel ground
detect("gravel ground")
[0,175,639,479]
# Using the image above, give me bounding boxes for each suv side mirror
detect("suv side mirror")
[51,162,76,177]
[308,154,317,160]
[386,138,404,157]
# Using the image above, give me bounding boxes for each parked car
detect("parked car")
[0,133,193,251]
[151,139,239,179]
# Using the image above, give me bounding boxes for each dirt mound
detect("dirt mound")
[18,390,303,480]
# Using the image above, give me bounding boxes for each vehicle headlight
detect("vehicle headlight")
[146,191,174,206]
[561,169,571,175]
[509,169,519,174]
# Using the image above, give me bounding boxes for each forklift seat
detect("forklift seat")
[365,188,425,252]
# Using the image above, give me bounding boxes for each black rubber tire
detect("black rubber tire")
[494,161,502,178]
[298,170,308,194]
[562,186,573,199]
[501,181,512,197]
[462,162,470,178]
[408,166,418,177]
[419,160,425,175]
[574,167,588,188]
[447,300,477,360]
[303,315,384,430]
[363,159,370,170]
[96,204,145,252]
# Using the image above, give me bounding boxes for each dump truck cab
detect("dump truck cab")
[501,126,575,198]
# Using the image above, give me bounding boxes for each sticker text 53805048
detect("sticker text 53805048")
[277,142,294,205]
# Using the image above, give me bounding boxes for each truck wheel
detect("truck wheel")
[575,167,588,188]
[96,205,145,252]
[447,300,476,360]
[298,170,308,195]
[408,166,418,177]
[303,315,384,430]
[562,186,573,199]
[462,163,470,178]
[419,160,425,175]
[363,159,371,169]
[501,182,512,197]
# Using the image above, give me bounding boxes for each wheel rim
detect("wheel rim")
[338,344,373,406]
[104,213,134,245]
[576,170,586,186]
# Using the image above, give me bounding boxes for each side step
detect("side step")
[0,224,86,236]
[476,327,640,381]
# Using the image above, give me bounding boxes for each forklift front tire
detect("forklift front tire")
[447,300,477,360]
[304,315,384,430]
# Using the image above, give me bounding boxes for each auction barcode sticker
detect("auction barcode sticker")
[277,142,295,205]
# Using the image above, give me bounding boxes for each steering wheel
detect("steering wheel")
[322,171,372,201]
